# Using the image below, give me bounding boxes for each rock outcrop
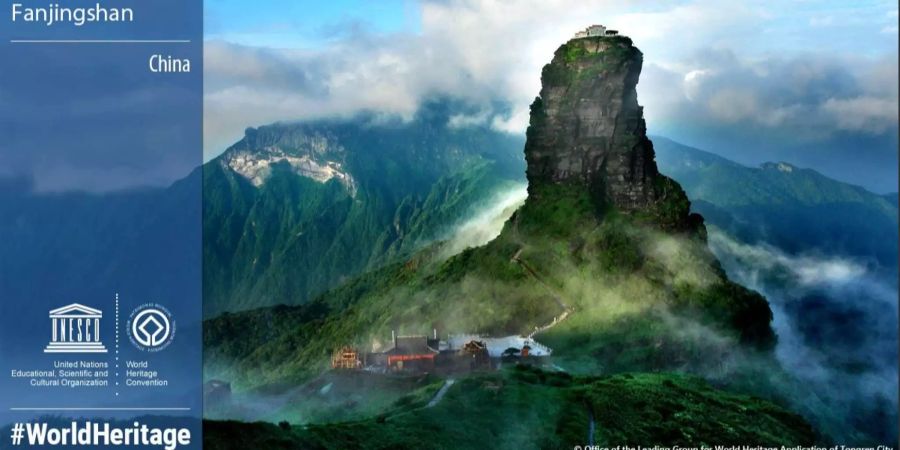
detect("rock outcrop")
[524,35,661,212]
[222,127,357,195]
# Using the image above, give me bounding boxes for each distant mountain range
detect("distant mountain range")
[653,136,898,267]
[202,104,525,317]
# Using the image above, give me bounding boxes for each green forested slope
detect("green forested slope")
[653,136,898,266]
[203,107,525,316]
[204,368,814,449]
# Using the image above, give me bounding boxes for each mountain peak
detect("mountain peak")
[523,31,695,230]
[761,161,796,173]
[220,125,357,195]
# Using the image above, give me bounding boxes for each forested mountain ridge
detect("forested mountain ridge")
[202,104,526,316]
[654,136,898,266]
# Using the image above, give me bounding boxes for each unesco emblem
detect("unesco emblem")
[127,303,175,352]
[44,303,108,353]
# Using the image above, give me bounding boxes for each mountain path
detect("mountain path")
[510,247,574,339]
[426,378,456,408]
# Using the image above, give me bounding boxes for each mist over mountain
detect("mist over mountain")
[654,136,898,267]
[202,34,827,445]
[651,137,898,442]
[202,102,526,317]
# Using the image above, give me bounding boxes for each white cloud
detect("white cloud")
[203,0,617,158]
[641,50,899,140]
[707,230,870,288]
[491,108,531,134]
[822,96,899,133]
[203,0,900,160]
[705,88,761,123]
[440,184,528,259]
[611,3,769,44]
[682,69,711,101]
[707,227,899,418]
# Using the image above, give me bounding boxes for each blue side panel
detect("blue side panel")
[0,1,203,448]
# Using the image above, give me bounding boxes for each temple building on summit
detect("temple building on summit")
[573,24,619,38]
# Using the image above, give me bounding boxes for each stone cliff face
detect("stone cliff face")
[524,35,661,211]
[221,126,358,195]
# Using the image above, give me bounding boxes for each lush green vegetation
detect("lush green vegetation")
[205,177,775,391]
[545,35,639,87]
[543,36,637,87]
[205,371,445,425]
[653,136,899,266]
[203,106,526,316]
[204,367,815,449]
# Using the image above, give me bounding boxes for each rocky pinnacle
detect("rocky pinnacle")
[524,34,661,211]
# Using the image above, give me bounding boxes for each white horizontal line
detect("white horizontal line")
[45,343,105,346]
[10,407,191,411]
[10,39,191,44]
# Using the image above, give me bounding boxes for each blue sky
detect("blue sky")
[204,0,420,47]
[204,0,897,55]
[201,1,898,192]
